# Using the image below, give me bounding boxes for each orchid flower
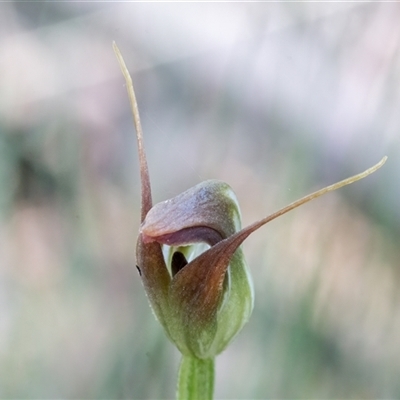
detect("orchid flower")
[113,42,387,400]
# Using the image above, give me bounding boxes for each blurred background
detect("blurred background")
[0,2,399,399]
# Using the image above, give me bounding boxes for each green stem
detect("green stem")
[177,355,215,400]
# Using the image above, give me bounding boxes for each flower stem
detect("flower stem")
[177,355,215,400]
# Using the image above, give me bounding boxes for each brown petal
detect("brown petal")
[168,223,251,329]
[136,236,172,332]
[141,180,241,245]
[113,42,152,222]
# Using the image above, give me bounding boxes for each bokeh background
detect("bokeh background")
[1,2,399,399]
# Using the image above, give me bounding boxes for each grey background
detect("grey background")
[0,2,399,398]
